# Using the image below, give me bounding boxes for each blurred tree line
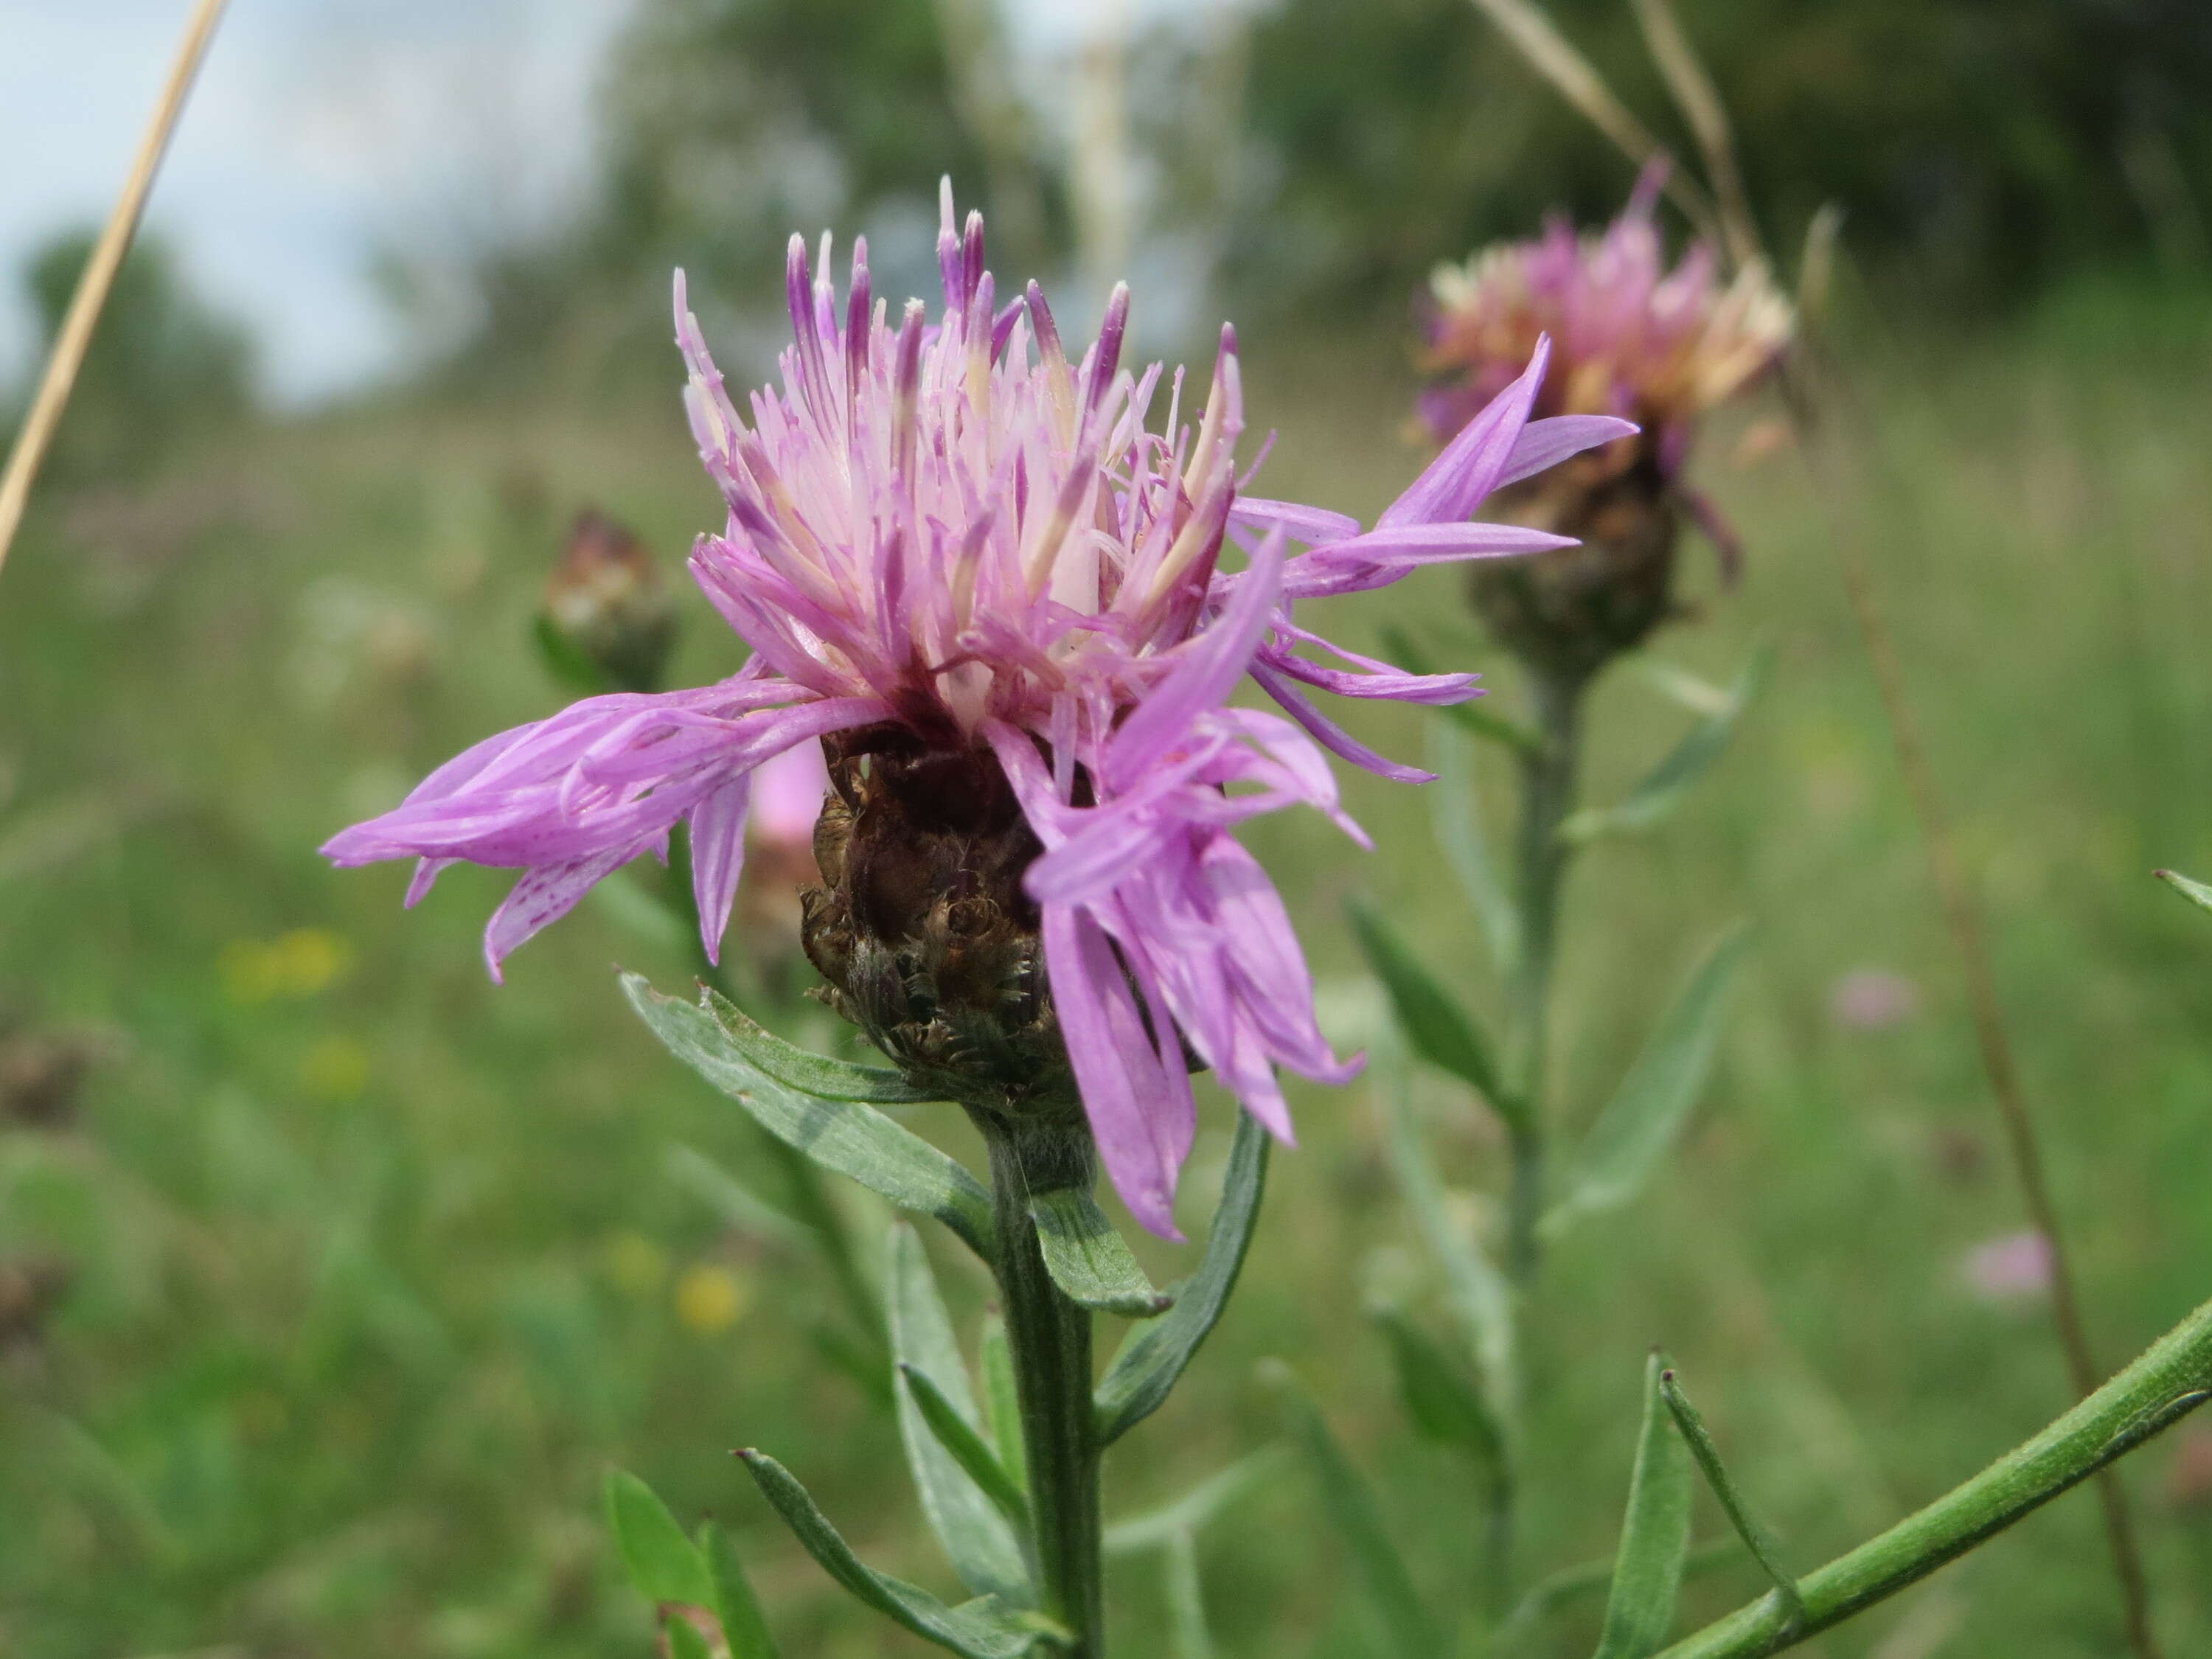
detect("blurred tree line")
[417,0,2212,383]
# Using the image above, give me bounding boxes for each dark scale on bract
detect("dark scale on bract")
[801,724,1079,1116]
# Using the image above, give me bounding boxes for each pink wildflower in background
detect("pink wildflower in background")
[325,183,1630,1232]
[1829,969,1919,1032]
[1960,1230,2053,1304]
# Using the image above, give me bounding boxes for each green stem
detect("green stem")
[978,1113,1105,1658]
[1655,1296,2212,1658]
[1503,663,1587,1283]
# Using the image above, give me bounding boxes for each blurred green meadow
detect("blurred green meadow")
[4,266,2212,1658]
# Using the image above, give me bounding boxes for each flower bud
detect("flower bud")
[540,509,679,693]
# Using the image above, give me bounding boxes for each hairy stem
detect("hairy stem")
[979,1114,1105,1657]
[1654,1294,2212,1658]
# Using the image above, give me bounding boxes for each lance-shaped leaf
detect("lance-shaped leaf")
[1427,722,1523,975]
[1162,1531,1215,1659]
[665,1615,714,1659]
[1591,1352,1695,1659]
[700,1520,782,1659]
[1371,1305,1506,1490]
[901,1363,1032,1534]
[737,1450,1062,1659]
[1104,1447,1289,1554]
[664,1143,810,1248]
[1545,925,1747,1239]
[2157,868,2212,918]
[1029,1188,1172,1317]
[1349,901,1523,1135]
[1660,1368,1805,1635]
[1495,1539,1736,1648]
[1094,1111,1270,1446]
[1562,645,1772,844]
[605,1468,714,1607]
[978,1315,1026,1496]
[1381,1068,1518,1428]
[887,1224,1031,1601]
[624,975,996,1262]
[700,984,936,1104]
[1380,625,1541,757]
[1265,1362,1442,1659]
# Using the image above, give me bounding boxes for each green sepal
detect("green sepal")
[1029,1188,1172,1318]
[1093,1110,1270,1446]
[1562,645,1770,844]
[1545,924,1747,1239]
[1591,1352,1695,1659]
[604,1467,714,1608]
[1660,1368,1806,1635]
[738,1449,1065,1658]
[1104,1447,1287,1554]
[622,973,996,1262]
[1349,900,1523,1133]
[700,983,936,1104]
[1370,1306,1506,1489]
[2157,868,2212,917]
[699,1519,782,1659]
[886,1224,1031,1600]
[1264,1362,1441,1659]
[900,1362,1032,1534]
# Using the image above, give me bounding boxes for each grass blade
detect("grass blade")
[1562,647,1770,844]
[1660,1368,1805,1635]
[1593,1352,1695,1658]
[1265,1363,1441,1659]
[700,984,936,1104]
[1427,722,1523,975]
[1349,902,1522,1134]
[737,1450,1060,1658]
[700,1520,783,1659]
[2156,868,2212,917]
[1029,1187,1172,1317]
[886,1224,1030,1599]
[1104,1447,1288,1554]
[604,1468,714,1607]
[1094,1111,1270,1445]
[1545,925,1747,1238]
[664,1143,809,1248]
[624,974,996,1262]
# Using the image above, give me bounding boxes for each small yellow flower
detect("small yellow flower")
[220,928,355,1004]
[602,1231,668,1296]
[299,1034,370,1098]
[674,1262,752,1335]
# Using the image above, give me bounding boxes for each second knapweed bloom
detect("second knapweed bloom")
[1419,167,1792,678]
[324,184,1630,1234]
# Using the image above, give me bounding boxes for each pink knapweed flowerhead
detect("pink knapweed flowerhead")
[323,182,1630,1234]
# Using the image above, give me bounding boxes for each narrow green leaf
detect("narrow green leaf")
[1660,1369,1805,1635]
[1104,1447,1289,1554]
[1371,1307,1506,1486]
[534,611,616,694]
[700,984,936,1104]
[1094,1111,1270,1446]
[623,974,996,1262]
[1629,658,1732,717]
[699,1520,782,1659]
[1591,1352,1695,1659]
[1380,1068,1518,1430]
[738,1450,1062,1659]
[1494,1539,1736,1646]
[665,1613,714,1659]
[1545,925,1748,1238]
[1380,625,1542,756]
[2156,868,2212,917]
[1427,722,1523,975]
[978,1316,1027,1497]
[1562,645,1772,844]
[886,1225,1031,1600]
[664,1143,809,1248]
[810,1322,896,1411]
[1029,1188,1172,1318]
[1349,901,1523,1134]
[604,1468,714,1608]
[901,1362,1032,1534]
[1265,1363,1441,1659]
[1163,1531,1215,1659]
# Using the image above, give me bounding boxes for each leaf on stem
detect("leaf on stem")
[1660,1368,1805,1635]
[623,974,997,1262]
[699,984,937,1104]
[604,1468,715,1608]
[700,1520,783,1659]
[1380,1067,1518,1430]
[2155,868,2212,918]
[1371,1305,1506,1490]
[1493,1539,1736,1648]
[1094,1110,1270,1445]
[1029,1188,1173,1318]
[886,1224,1031,1600]
[1163,1531,1216,1659]
[737,1450,1064,1659]
[1544,925,1747,1238]
[1561,646,1772,844]
[1591,1352,1695,1659]
[978,1315,1027,1496]
[1427,722,1523,975]
[1264,1361,1443,1659]
[901,1362,1033,1534]
[1104,1447,1290,1554]
[1349,901,1523,1134]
